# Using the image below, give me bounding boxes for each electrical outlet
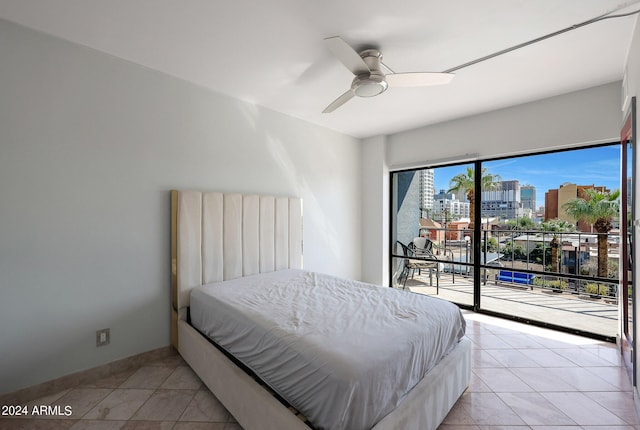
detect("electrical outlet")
[96,328,110,347]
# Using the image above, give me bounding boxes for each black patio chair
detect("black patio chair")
[397,240,439,292]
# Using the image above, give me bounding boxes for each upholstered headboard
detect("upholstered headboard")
[170,190,303,348]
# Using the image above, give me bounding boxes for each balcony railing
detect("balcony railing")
[392,227,627,338]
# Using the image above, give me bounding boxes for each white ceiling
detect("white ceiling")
[0,0,639,138]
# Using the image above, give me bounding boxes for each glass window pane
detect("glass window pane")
[480,146,620,338]
[390,165,474,307]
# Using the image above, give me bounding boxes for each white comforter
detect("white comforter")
[190,269,465,430]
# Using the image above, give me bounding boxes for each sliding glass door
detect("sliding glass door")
[390,164,475,307]
[390,143,625,341]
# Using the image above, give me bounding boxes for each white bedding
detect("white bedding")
[190,269,466,430]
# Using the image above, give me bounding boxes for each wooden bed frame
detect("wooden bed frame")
[170,190,471,430]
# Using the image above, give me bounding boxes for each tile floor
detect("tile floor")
[445,311,640,430]
[0,352,241,430]
[1,311,639,429]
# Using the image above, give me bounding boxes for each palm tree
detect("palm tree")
[447,167,501,231]
[540,219,575,273]
[448,167,500,264]
[540,219,575,232]
[562,188,620,278]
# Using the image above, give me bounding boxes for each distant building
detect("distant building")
[481,180,523,220]
[521,185,536,211]
[544,183,610,232]
[446,220,469,240]
[544,188,558,221]
[434,189,454,201]
[432,189,470,220]
[462,217,500,234]
[419,170,435,215]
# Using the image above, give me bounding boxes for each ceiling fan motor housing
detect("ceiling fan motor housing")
[352,49,388,97]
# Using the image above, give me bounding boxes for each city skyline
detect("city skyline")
[432,145,621,210]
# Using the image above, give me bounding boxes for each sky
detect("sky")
[432,145,622,209]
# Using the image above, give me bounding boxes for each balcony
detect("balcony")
[404,274,618,338]
[393,228,628,339]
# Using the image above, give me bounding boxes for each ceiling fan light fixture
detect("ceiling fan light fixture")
[352,74,388,97]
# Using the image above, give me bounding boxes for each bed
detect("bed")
[171,190,471,430]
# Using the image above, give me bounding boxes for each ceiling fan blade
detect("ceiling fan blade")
[322,90,355,113]
[324,36,370,76]
[386,72,454,87]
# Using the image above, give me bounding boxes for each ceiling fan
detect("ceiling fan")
[322,36,454,113]
[321,5,640,114]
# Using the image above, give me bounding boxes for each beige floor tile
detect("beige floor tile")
[477,426,536,430]
[131,389,196,421]
[509,367,575,392]
[529,335,584,349]
[528,426,591,430]
[179,389,229,422]
[584,391,640,425]
[583,365,634,391]
[464,321,492,335]
[160,366,203,390]
[521,348,576,368]
[83,389,154,420]
[222,423,243,430]
[500,333,546,349]
[458,392,526,426]
[0,419,77,429]
[173,423,226,429]
[472,368,534,392]
[467,372,492,393]
[497,392,575,426]
[485,348,541,367]
[471,349,503,368]
[580,343,623,365]
[581,426,638,430]
[119,367,174,390]
[70,420,127,429]
[551,347,617,367]
[441,393,476,425]
[540,392,629,426]
[53,388,113,419]
[120,422,175,430]
[469,334,512,349]
[25,389,73,409]
[437,425,481,430]
[548,366,619,391]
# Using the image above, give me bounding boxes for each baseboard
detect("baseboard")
[0,346,175,405]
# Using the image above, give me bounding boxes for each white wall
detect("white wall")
[387,82,622,169]
[0,19,362,394]
[360,135,388,286]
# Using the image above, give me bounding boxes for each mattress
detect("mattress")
[190,269,466,430]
